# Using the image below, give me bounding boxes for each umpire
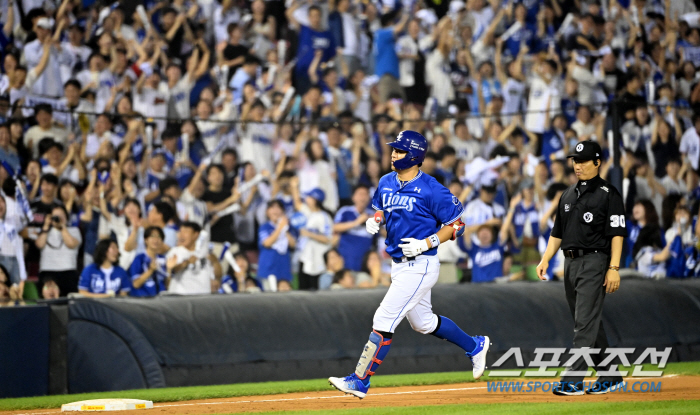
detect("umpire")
[536,141,626,396]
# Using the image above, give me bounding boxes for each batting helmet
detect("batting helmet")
[386,130,428,170]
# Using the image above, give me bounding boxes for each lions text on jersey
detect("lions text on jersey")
[371,171,464,259]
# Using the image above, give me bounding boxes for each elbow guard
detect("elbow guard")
[448,219,465,241]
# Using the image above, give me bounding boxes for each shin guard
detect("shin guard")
[355,331,392,381]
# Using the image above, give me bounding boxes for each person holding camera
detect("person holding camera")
[36,204,83,296]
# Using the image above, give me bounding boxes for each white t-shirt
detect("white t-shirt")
[166,246,214,295]
[396,35,418,87]
[501,78,526,122]
[680,127,700,170]
[298,205,332,275]
[24,125,69,159]
[525,76,560,134]
[39,227,82,272]
[341,12,359,57]
[133,86,169,133]
[107,215,142,270]
[462,198,506,226]
[85,131,121,159]
[60,42,92,82]
[166,77,195,120]
[22,39,63,97]
[238,122,276,173]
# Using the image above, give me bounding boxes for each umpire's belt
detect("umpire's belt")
[392,255,417,264]
[563,249,608,258]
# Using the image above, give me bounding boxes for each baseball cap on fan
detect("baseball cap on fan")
[567,140,602,161]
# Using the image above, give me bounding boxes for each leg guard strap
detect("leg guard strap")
[355,330,392,380]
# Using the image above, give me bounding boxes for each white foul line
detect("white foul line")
[9,374,679,415]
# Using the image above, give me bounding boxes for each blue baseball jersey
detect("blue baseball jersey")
[334,205,375,271]
[458,236,506,283]
[78,263,131,295]
[257,221,293,281]
[128,253,167,297]
[371,171,464,260]
[511,201,540,252]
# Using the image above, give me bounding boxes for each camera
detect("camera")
[51,215,60,223]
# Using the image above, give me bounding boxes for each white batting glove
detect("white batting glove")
[398,238,429,257]
[366,217,380,235]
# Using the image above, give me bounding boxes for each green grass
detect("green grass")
[1,362,698,411]
[237,400,700,415]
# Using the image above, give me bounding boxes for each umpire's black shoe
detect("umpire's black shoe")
[552,382,584,396]
[586,380,627,394]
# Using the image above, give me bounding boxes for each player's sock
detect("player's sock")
[431,316,478,355]
[355,330,392,384]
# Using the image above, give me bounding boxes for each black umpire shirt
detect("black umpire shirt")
[551,175,627,251]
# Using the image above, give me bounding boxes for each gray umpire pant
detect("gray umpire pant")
[560,252,622,385]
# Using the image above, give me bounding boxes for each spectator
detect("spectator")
[0,263,23,305]
[166,221,221,295]
[462,182,505,231]
[319,248,346,290]
[143,201,178,250]
[330,269,355,290]
[0,195,26,298]
[509,182,541,281]
[41,278,61,299]
[36,204,82,296]
[257,200,295,291]
[286,2,336,95]
[333,185,374,272]
[24,105,69,159]
[129,226,168,298]
[355,250,391,288]
[218,252,261,294]
[290,181,332,290]
[78,239,130,297]
[459,194,517,283]
[374,9,409,104]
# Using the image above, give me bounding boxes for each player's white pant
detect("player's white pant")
[372,256,440,334]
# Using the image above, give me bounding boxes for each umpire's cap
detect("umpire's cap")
[567,140,602,161]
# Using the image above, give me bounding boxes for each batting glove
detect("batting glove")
[398,238,429,257]
[366,217,380,235]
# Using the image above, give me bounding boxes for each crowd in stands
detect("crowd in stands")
[1,0,700,303]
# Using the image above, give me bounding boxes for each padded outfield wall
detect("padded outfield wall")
[2,279,700,396]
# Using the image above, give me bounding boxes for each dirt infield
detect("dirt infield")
[7,376,700,415]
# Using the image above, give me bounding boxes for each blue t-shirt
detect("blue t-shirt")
[296,25,335,73]
[78,263,131,294]
[371,171,464,260]
[128,253,167,297]
[458,236,506,283]
[504,23,537,57]
[257,222,293,281]
[334,205,375,271]
[374,28,400,79]
[541,129,566,169]
[512,201,540,249]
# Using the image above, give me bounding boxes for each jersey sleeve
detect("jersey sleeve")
[605,188,627,237]
[118,268,131,293]
[431,183,464,225]
[78,266,91,292]
[129,255,143,279]
[371,186,383,211]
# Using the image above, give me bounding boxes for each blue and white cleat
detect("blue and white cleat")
[328,374,370,399]
[469,335,490,379]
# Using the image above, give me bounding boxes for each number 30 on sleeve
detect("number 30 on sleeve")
[610,215,626,228]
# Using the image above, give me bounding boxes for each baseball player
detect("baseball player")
[329,131,490,399]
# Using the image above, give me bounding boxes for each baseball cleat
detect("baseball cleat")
[469,335,490,380]
[553,382,585,396]
[328,374,369,399]
[586,380,626,394]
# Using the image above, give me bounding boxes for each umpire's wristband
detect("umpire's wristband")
[428,234,440,249]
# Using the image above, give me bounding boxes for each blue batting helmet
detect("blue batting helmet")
[387,130,428,170]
